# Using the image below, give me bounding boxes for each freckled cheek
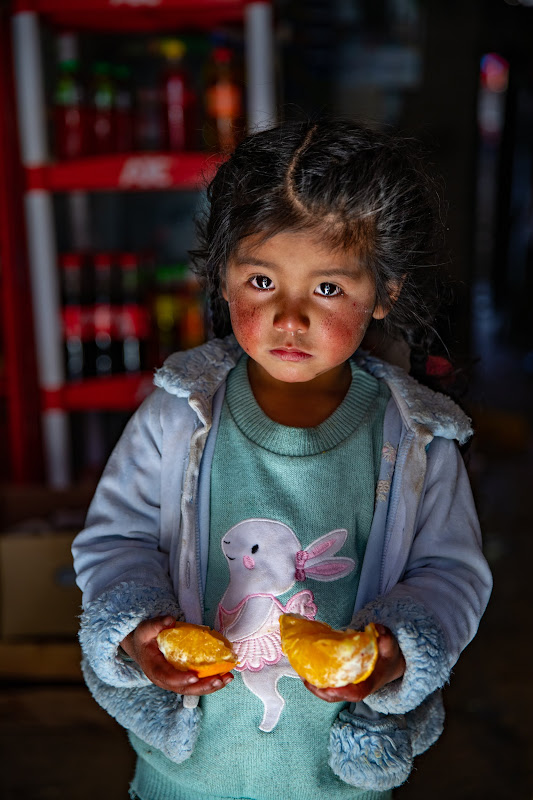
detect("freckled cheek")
[227,294,265,349]
[319,304,372,351]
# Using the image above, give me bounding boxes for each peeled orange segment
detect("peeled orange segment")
[279,614,379,689]
[157,622,238,678]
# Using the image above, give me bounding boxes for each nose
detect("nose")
[273,297,310,335]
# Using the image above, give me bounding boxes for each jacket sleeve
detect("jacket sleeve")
[72,388,184,688]
[352,436,492,714]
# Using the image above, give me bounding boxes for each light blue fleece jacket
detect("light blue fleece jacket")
[71,335,492,793]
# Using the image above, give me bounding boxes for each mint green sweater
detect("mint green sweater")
[130,355,391,800]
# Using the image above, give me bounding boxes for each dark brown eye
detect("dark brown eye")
[316,282,341,296]
[251,275,273,290]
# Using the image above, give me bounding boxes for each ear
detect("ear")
[372,277,405,321]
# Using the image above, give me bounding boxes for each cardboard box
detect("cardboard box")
[0,641,82,680]
[0,532,82,639]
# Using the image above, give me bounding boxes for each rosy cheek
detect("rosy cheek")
[319,303,372,351]
[228,294,264,350]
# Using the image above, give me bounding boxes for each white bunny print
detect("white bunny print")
[215,519,356,732]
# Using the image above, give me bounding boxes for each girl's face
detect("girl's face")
[222,230,389,390]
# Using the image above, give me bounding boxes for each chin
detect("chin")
[266,365,323,385]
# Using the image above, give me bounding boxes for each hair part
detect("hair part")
[190,118,447,353]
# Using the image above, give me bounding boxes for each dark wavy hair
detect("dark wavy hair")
[191,118,446,358]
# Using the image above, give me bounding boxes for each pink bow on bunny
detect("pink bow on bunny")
[294,529,355,582]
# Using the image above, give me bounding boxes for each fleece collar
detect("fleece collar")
[355,354,472,445]
[154,335,242,426]
[154,336,472,444]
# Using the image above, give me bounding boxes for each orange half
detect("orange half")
[279,613,379,689]
[157,622,238,678]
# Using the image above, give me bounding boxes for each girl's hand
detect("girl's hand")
[303,624,405,703]
[120,616,234,696]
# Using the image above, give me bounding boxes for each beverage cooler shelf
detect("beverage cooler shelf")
[42,372,154,412]
[14,0,246,32]
[6,0,275,484]
[26,152,224,192]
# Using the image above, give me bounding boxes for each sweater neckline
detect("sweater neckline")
[225,355,379,456]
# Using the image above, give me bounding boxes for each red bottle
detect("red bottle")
[159,39,196,151]
[204,43,244,153]
[53,33,87,160]
[118,252,149,372]
[59,252,86,378]
[92,252,121,375]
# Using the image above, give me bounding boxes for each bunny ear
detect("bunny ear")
[305,529,348,561]
[305,557,356,582]
[296,529,356,582]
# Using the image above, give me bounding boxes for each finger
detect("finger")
[154,664,235,695]
[137,615,176,644]
[156,615,177,631]
[181,672,234,696]
[303,678,373,703]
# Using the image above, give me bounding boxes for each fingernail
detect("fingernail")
[187,675,199,684]
[163,617,175,626]
[213,679,223,688]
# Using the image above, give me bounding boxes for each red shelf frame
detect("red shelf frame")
[41,372,155,412]
[14,0,247,31]
[26,152,224,192]
[0,3,44,482]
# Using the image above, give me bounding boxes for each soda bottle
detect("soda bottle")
[92,252,121,375]
[114,64,134,153]
[180,273,206,349]
[204,39,244,153]
[152,263,184,363]
[53,33,87,160]
[59,252,86,378]
[118,252,149,372]
[159,39,197,151]
[90,62,116,155]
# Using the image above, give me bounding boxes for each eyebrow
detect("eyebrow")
[233,256,359,280]
[308,268,359,280]
[232,255,276,268]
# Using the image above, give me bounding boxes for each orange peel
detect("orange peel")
[279,613,379,689]
[157,622,238,679]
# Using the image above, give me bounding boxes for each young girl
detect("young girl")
[72,119,492,800]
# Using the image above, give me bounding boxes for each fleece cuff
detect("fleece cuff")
[79,581,183,687]
[82,657,201,763]
[330,710,412,790]
[329,690,445,791]
[351,595,449,714]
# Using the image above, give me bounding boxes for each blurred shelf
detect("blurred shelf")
[41,372,155,412]
[26,152,224,192]
[14,0,247,31]
[0,640,82,681]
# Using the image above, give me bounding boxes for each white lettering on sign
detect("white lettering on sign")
[118,156,174,188]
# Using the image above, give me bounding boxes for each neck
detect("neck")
[247,360,352,427]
